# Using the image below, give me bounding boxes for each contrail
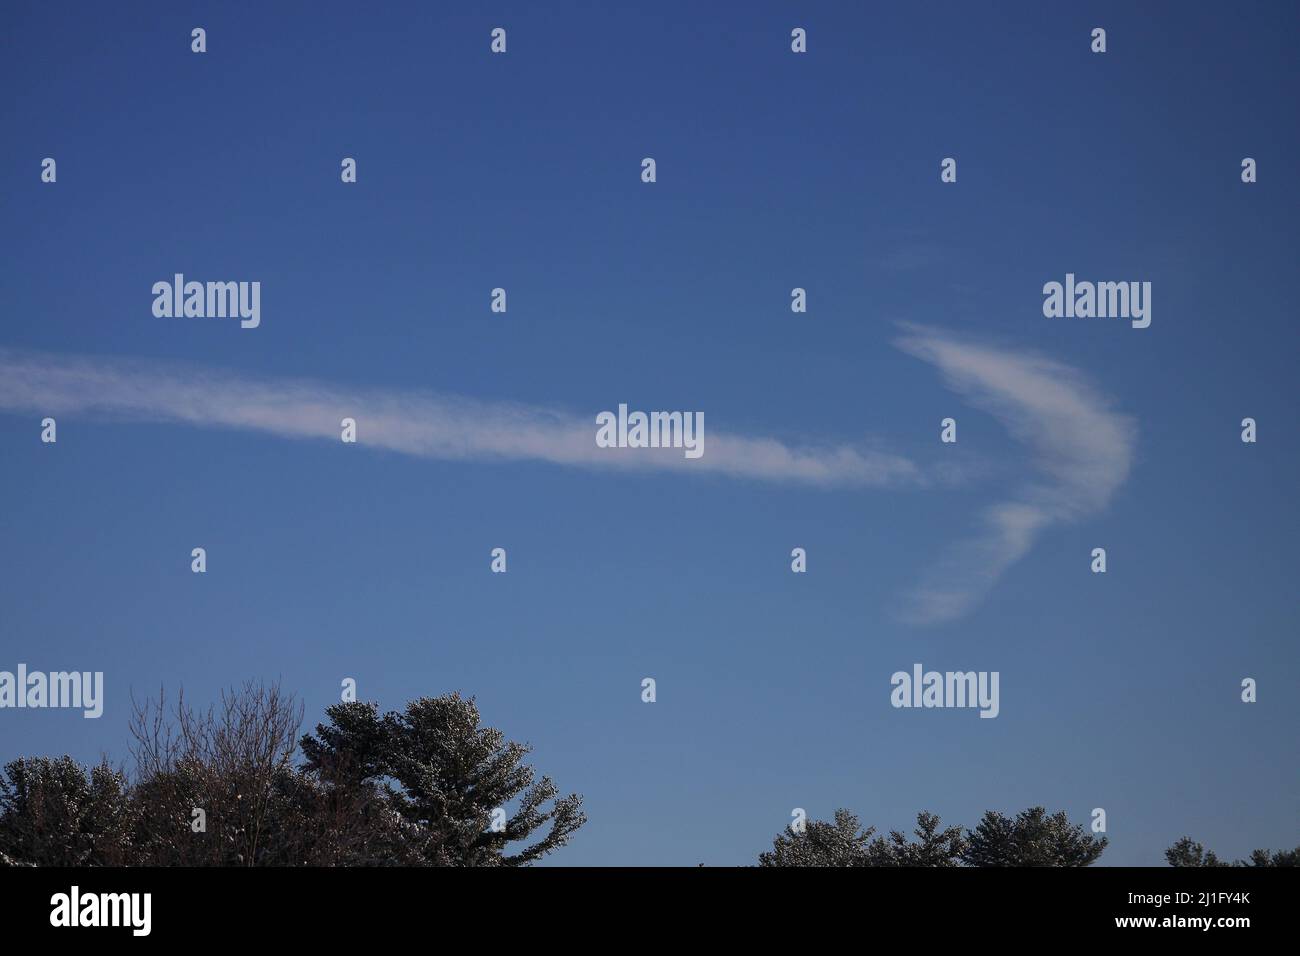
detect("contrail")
[0,348,922,488]
[893,323,1136,624]
[0,334,1135,624]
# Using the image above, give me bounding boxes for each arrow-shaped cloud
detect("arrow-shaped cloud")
[0,331,1135,625]
[893,323,1137,624]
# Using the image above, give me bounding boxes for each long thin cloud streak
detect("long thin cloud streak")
[894,323,1137,624]
[0,349,920,488]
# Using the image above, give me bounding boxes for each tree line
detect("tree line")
[1,682,584,866]
[759,807,1296,867]
[0,682,1292,867]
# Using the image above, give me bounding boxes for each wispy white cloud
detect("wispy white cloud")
[0,336,1135,624]
[893,323,1137,624]
[0,349,920,488]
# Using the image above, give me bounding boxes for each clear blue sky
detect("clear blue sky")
[1,1,1296,865]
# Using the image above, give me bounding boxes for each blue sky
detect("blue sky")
[1,1,1296,865]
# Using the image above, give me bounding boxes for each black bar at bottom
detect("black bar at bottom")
[0,865,1283,940]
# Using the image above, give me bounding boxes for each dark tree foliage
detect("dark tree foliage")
[0,683,584,867]
[758,810,965,867]
[761,807,1105,867]
[1166,836,1298,867]
[129,682,309,865]
[0,756,134,866]
[758,808,878,867]
[300,693,586,866]
[961,807,1107,867]
[873,811,967,866]
[1165,836,1225,867]
[1249,847,1299,867]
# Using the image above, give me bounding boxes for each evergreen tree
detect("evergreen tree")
[872,811,966,866]
[1165,836,1225,867]
[760,810,965,867]
[0,756,134,866]
[960,807,1106,866]
[1166,836,1298,867]
[1247,846,1299,866]
[0,685,583,867]
[301,693,585,866]
[758,808,876,867]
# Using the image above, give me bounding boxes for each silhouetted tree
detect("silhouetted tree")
[1165,836,1225,867]
[0,683,583,867]
[300,693,585,866]
[1249,847,1299,866]
[758,808,877,867]
[873,811,967,866]
[129,681,306,865]
[961,807,1106,866]
[760,810,965,867]
[1166,836,1298,867]
[0,756,134,866]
